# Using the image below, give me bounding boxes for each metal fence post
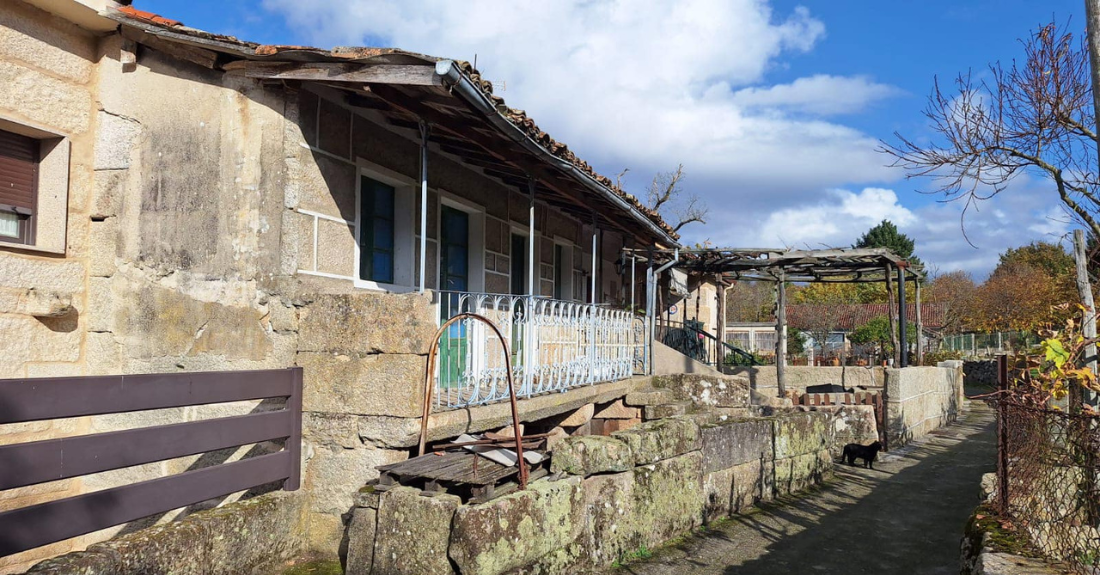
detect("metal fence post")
[996,354,1009,514]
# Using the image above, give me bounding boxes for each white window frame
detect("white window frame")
[437,191,486,294]
[0,116,69,255]
[353,160,417,293]
[508,223,532,296]
[551,236,574,302]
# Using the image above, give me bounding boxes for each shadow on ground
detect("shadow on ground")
[617,401,996,575]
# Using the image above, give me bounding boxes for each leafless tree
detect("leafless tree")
[881,22,1100,241]
[644,164,709,233]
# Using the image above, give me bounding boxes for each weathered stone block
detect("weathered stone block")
[87,517,213,575]
[550,435,634,476]
[624,387,674,406]
[449,477,585,575]
[774,449,832,496]
[559,403,594,427]
[659,374,751,408]
[304,445,407,515]
[703,467,735,522]
[631,452,704,548]
[573,472,636,568]
[731,459,767,511]
[773,412,833,460]
[374,487,461,575]
[315,217,356,277]
[594,399,641,420]
[299,352,424,418]
[346,507,377,575]
[612,416,701,465]
[302,412,358,448]
[643,402,687,419]
[297,292,435,355]
[193,492,306,573]
[701,418,773,473]
[24,549,119,575]
[357,415,421,448]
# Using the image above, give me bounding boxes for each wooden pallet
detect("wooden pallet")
[376,451,548,503]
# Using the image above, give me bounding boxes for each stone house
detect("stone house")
[0,1,710,572]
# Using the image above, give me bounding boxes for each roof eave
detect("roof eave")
[434,60,679,247]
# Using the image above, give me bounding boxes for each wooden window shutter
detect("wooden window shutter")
[0,129,39,215]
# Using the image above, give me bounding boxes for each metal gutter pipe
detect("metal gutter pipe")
[648,249,680,373]
[435,60,678,247]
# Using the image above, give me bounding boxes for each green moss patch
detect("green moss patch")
[281,559,344,575]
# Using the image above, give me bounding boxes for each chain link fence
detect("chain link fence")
[992,395,1100,573]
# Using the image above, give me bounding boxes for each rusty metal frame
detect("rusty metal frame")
[418,312,528,490]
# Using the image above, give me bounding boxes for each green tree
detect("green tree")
[854,219,923,269]
[997,242,1074,279]
[849,315,918,362]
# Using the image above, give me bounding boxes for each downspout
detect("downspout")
[435,60,678,246]
[648,249,680,374]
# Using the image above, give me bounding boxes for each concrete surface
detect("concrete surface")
[616,399,995,575]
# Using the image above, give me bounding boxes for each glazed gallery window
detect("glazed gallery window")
[358,176,396,284]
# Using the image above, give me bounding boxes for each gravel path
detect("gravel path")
[616,400,996,575]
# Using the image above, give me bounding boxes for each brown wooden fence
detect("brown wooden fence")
[0,368,303,557]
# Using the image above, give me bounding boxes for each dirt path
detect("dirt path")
[617,400,996,575]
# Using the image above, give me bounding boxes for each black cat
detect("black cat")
[842,441,883,469]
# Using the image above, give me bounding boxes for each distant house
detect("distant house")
[727,303,945,359]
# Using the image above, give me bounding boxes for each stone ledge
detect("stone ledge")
[24,492,307,575]
[423,376,647,443]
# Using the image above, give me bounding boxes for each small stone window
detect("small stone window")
[0,128,39,245]
[0,119,70,254]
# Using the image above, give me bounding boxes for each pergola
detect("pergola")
[635,247,925,397]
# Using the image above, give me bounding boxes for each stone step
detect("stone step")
[624,387,675,406]
[644,401,689,420]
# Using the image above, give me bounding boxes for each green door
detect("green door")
[439,206,470,389]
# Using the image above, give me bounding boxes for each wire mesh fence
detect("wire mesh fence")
[993,397,1100,573]
[942,332,1039,356]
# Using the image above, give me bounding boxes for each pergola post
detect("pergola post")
[776,270,787,398]
[716,276,726,366]
[898,264,908,368]
[885,264,898,366]
[915,278,923,365]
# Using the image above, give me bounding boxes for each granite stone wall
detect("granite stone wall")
[348,410,834,575]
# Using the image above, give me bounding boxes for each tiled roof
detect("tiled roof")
[109,7,677,240]
[786,303,946,331]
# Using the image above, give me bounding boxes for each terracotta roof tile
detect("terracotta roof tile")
[786,303,946,331]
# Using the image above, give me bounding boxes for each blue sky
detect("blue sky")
[135,0,1086,278]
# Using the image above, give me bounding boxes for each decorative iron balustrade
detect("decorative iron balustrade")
[433,291,643,410]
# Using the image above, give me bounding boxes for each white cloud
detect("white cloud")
[262,0,894,191]
[731,75,902,115]
[260,0,1072,277]
[751,188,916,249]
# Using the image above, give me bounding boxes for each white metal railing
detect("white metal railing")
[432,291,643,410]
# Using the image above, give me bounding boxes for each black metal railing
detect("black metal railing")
[656,319,760,367]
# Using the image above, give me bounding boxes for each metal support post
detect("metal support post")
[525,179,536,395]
[898,265,908,368]
[418,121,430,293]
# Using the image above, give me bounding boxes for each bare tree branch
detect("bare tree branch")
[642,164,708,232]
[880,21,1100,241]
